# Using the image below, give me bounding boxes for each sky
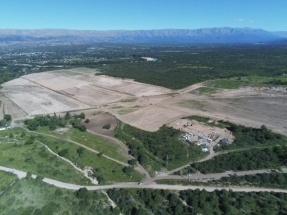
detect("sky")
[0,0,286,31]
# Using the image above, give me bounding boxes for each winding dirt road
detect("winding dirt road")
[1,166,287,193]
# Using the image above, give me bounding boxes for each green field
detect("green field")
[0,128,90,185]
[37,135,143,184]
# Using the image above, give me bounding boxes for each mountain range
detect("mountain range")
[0,27,286,45]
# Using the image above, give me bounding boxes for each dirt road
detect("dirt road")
[154,168,287,181]
[2,165,287,193]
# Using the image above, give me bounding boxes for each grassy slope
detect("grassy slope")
[37,127,129,163]
[0,128,90,185]
[0,179,115,215]
[37,135,142,184]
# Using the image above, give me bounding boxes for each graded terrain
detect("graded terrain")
[1,68,286,136]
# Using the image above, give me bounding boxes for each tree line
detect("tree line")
[24,112,87,132]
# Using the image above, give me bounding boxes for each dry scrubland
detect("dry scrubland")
[0,68,286,135]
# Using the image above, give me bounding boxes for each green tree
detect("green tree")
[64,111,71,120]
[78,125,87,132]
[4,114,12,121]
[79,112,85,119]
[123,166,134,175]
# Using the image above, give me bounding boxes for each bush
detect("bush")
[102,124,111,130]
[58,148,69,157]
[128,159,137,166]
[79,112,85,119]
[75,187,89,199]
[25,135,36,145]
[84,119,90,123]
[78,125,87,132]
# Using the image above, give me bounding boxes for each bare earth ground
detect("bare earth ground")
[85,112,117,137]
[1,78,90,116]
[0,92,26,119]
[0,68,286,136]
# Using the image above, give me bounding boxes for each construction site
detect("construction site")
[0,68,286,137]
[168,118,234,152]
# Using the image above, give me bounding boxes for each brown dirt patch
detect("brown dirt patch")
[85,112,117,137]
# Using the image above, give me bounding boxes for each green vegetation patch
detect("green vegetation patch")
[0,171,17,192]
[37,135,142,184]
[189,87,218,95]
[117,108,139,115]
[206,78,248,89]
[215,124,286,151]
[120,98,137,102]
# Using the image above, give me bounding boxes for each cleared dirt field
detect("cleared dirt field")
[1,78,90,116]
[0,93,26,119]
[116,105,186,132]
[1,68,286,136]
[159,87,287,135]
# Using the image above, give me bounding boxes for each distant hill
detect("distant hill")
[0,27,286,45]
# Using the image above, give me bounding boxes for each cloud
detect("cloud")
[233,18,245,22]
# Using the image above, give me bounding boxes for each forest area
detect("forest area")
[1,44,287,90]
[98,44,287,89]
[191,146,287,174]
[107,188,287,215]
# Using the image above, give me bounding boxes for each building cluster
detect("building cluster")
[181,130,232,152]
